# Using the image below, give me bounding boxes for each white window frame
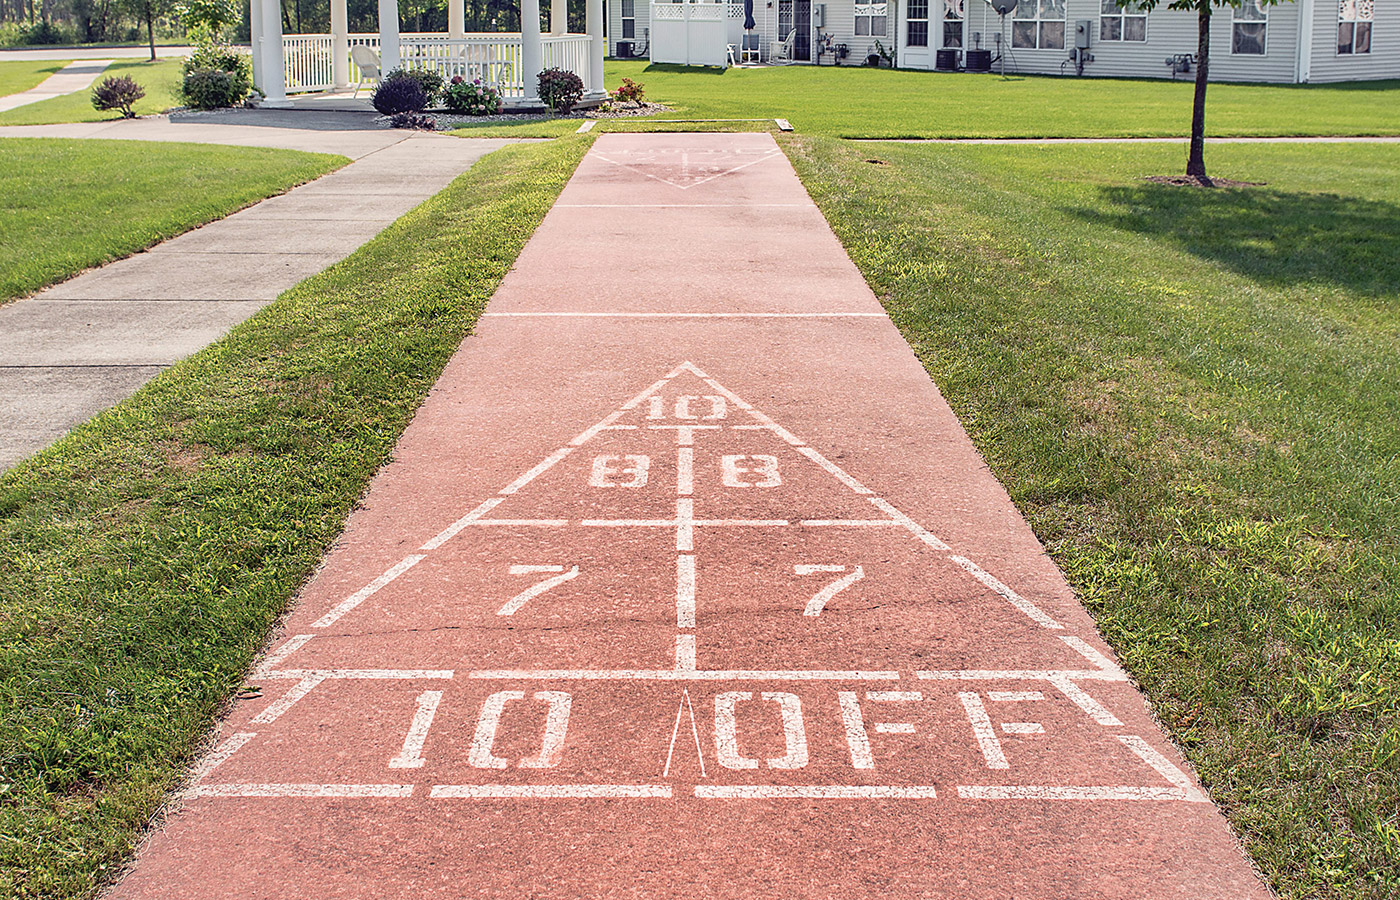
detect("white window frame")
[907,0,931,47]
[941,0,964,47]
[855,2,888,37]
[1231,0,1268,55]
[1337,0,1374,54]
[1012,0,1067,50]
[1099,0,1146,42]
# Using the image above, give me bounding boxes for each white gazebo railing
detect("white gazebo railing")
[283,32,596,97]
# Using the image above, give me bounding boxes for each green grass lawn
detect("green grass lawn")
[0,138,345,303]
[0,58,68,97]
[0,135,589,899]
[0,58,182,125]
[452,59,1400,139]
[786,136,1400,899]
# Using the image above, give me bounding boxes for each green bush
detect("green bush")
[383,67,444,106]
[179,44,253,110]
[443,76,501,115]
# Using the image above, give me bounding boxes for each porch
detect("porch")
[249,0,605,109]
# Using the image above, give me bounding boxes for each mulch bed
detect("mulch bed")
[431,101,670,129]
[1145,175,1266,188]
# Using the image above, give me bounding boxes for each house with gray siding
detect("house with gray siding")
[624,0,1398,82]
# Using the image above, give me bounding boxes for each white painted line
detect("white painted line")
[430,784,673,799]
[519,691,572,769]
[192,783,414,798]
[313,555,426,627]
[498,566,580,616]
[260,669,454,680]
[837,691,873,769]
[576,119,595,132]
[676,498,694,551]
[676,554,696,628]
[867,497,952,551]
[916,668,1130,682]
[582,518,676,527]
[795,564,845,574]
[621,375,673,410]
[1049,675,1123,726]
[677,447,694,495]
[663,688,706,778]
[509,565,567,575]
[696,518,791,526]
[473,519,569,526]
[988,691,1045,702]
[254,634,315,675]
[796,446,872,493]
[1118,735,1207,802]
[251,674,326,724]
[950,556,1063,630]
[867,691,923,702]
[1061,635,1124,674]
[190,732,257,783]
[501,447,573,492]
[420,498,505,550]
[570,411,626,446]
[799,519,901,527]
[1000,722,1045,735]
[874,723,916,734]
[388,690,443,769]
[957,785,1193,801]
[958,692,1009,769]
[696,785,939,799]
[675,634,697,671]
[480,312,886,318]
[467,669,899,681]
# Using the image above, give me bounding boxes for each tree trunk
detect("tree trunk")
[146,1,155,60]
[1186,2,1210,183]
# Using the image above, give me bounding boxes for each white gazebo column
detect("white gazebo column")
[522,0,543,101]
[586,0,604,96]
[249,0,264,91]
[378,0,402,73]
[551,0,566,33]
[258,0,290,106]
[449,0,466,38]
[331,0,349,89]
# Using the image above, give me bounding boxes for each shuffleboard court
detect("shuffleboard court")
[112,133,1271,899]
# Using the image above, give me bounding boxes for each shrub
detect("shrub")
[382,67,443,106]
[91,76,146,118]
[537,67,583,114]
[372,70,429,115]
[614,77,645,106]
[19,20,73,45]
[443,76,501,116]
[388,111,437,130]
[180,43,253,109]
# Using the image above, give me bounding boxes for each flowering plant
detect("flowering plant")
[614,77,645,106]
[444,76,503,116]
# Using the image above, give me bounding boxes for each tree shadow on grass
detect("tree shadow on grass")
[1072,183,1400,298]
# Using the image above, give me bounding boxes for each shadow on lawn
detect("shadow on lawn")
[1075,183,1400,297]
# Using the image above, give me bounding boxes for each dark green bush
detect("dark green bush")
[537,66,584,113]
[179,44,253,109]
[372,70,428,114]
[91,75,146,118]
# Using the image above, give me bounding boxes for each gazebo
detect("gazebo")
[248,0,605,108]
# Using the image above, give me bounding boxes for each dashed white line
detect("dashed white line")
[466,669,900,681]
[251,674,326,724]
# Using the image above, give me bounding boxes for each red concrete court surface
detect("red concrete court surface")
[111,133,1272,899]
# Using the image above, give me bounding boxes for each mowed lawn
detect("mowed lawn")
[0,58,69,97]
[0,58,183,126]
[787,137,1400,899]
[452,59,1400,139]
[0,138,346,303]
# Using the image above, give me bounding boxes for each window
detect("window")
[1012,0,1066,49]
[1232,0,1267,54]
[908,0,929,46]
[1099,0,1145,41]
[855,2,888,36]
[620,0,634,39]
[1338,0,1373,54]
[942,0,964,47]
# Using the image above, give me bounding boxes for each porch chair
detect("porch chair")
[351,45,381,97]
[771,30,796,63]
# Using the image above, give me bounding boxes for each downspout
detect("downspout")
[1295,0,1315,83]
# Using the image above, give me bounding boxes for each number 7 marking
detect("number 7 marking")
[795,564,866,616]
[498,565,580,616]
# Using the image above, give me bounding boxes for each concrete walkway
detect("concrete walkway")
[0,124,523,468]
[0,58,114,112]
[110,133,1270,900]
[0,46,191,61]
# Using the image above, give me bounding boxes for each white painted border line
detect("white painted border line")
[501,447,574,491]
[917,668,1129,682]
[420,497,505,550]
[466,669,899,681]
[797,446,873,493]
[260,668,454,680]
[313,555,425,627]
[867,496,952,551]
[956,785,1195,801]
[192,783,414,798]
[1118,735,1208,802]
[950,555,1063,630]
[430,784,673,799]
[253,633,315,676]
[251,674,325,724]
[190,732,256,783]
[480,312,886,318]
[696,785,938,799]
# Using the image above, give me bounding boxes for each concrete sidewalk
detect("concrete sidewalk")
[109,133,1271,900]
[0,58,114,112]
[0,131,523,468]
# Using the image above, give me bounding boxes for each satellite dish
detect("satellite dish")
[989,0,1017,13]
[985,0,1018,77]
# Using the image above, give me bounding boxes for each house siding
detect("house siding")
[1307,0,1400,81]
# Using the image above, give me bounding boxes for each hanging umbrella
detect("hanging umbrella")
[743,0,756,31]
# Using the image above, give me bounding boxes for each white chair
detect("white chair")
[351,45,381,97]
[726,43,738,67]
[771,30,796,63]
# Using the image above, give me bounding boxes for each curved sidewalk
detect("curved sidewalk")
[0,59,114,112]
[111,132,1271,900]
[0,123,524,468]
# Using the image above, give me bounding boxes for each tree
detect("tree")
[173,0,239,41]
[1131,0,1281,185]
[119,0,174,59]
